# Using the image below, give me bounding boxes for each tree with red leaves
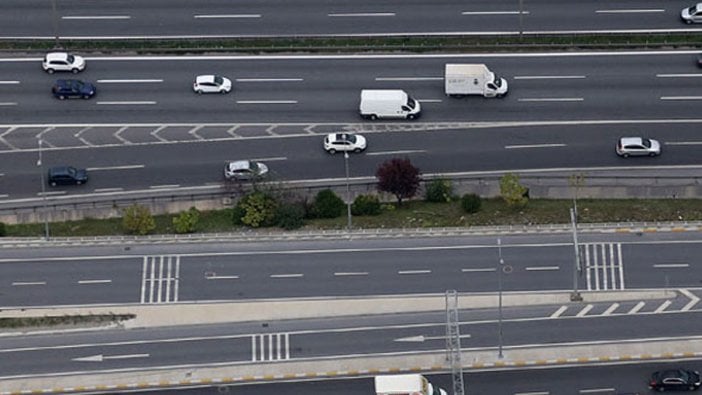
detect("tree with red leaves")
[375,158,421,206]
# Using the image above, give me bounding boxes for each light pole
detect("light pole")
[570,208,582,301]
[51,0,60,48]
[37,139,50,240]
[497,238,504,359]
[344,152,352,232]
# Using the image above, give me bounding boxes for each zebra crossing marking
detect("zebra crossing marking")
[140,255,180,304]
[251,333,290,362]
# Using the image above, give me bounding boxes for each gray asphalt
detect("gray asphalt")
[0,0,698,38]
[0,232,700,306]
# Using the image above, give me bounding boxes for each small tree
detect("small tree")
[236,192,278,228]
[173,207,200,234]
[376,158,421,206]
[500,173,529,208]
[425,178,453,203]
[0,221,6,237]
[461,193,482,214]
[276,202,306,230]
[311,189,345,219]
[122,204,156,235]
[352,194,381,216]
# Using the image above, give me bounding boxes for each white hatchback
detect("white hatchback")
[193,75,232,94]
[42,52,86,74]
[682,3,702,23]
[616,137,661,157]
[323,133,367,154]
[224,160,268,180]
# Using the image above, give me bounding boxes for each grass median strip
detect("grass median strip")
[0,314,136,330]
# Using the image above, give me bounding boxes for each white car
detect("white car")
[42,52,86,74]
[616,137,661,157]
[224,160,268,180]
[193,75,232,94]
[682,3,702,23]
[323,133,367,154]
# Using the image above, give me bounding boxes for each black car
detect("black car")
[650,369,701,391]
[51,79,96,100]
[48,166,88,186]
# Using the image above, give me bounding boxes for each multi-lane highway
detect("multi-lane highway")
[0,0,699,39]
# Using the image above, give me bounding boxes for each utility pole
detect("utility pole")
[37,138,50,240]
[445,290,465,395]
[51,0,60,49]
[570,208,582,301]
[343,152,352,233]
[497,238,504,358]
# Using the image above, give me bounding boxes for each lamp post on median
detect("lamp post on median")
[344,151,352,233]
[497,238,505,359]
[37,138,50,240]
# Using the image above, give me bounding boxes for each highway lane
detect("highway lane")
[0,306,700,377]
[0,233,701,307]
[0,0,699,38]
[0,51,701,124]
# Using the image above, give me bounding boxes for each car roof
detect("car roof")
[49,166,73,174]
[45,52,70,61]
[227,160,252,170]
[620,137,644,145]
[196,75,218,84]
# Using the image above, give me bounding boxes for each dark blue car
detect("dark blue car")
[52,79,96,100]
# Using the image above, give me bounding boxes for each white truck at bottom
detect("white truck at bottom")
[445,63,508,98]
[374,374,448,395]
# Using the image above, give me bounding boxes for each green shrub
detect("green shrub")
[461,193,482,214]
[231,204,245,225]
[276,203,306,230]
[425,178,453,203]
[173,207,200,234]
[352,194,381,216]
[122,204,156,235]
[236,192,278,228]
[0,222,5,237]
[500,173,529,208]
[311,189,345,219]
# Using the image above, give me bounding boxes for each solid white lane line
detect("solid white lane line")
[328,13,395,17]
[206,275,240,280]
[149,184,180,189]
[78,279,112,284]
[270,274,304,278]
[661,96,702,100]
[334,272,369,276]
[0,81,20,84]
[375,77,443,81]
[0,194,8,198]
[461,268,496,272]
[653,263,690,268]
[550,306,568,318]
[525,266,559,271]
[194,14,261,19]
[514,391,548,395]
[519,98,584,102]
[596,9,664,13]
[97,79,163,83]
[513,75,585,80]
[12,281,46,286]
[93,188,124,193]
[462,11,530,15]
[602,303,620,316]
[417,99,443,103]
[657,73,702,78]
[576,304,594,317]
[235,78,303,82]
[366,149,427,156]
[504,143,566,149]
[62,15,131,20]
[628,301,645,314]
[654,300,672,313]
[236,100,297,104]
[87,165,144,171]
[398,270,431,275]
[96,101,156,105]
[249,156,287,162]
[666,141,702,145]
[38,191,66,196]
[0,102,17,106]
[579,388,616,394]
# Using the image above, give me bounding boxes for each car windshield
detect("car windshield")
[344,134,357,143]
[66,54,75,63]
[493,74,503,87]
[689,5,698,13]
[249,162,259,172]
[214,76,224,85]
[641,138,651,148]
[72,80,84,89]
[67,167,76,176]
[406,97,416,109]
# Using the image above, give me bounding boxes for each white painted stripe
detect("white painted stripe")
[270,274,304,278]
[62,15,131,20]
[0,194,8,198]
[661,96,702,100]
[525,266,559,271]
[653,263,690,268]
[149,184,179,189]
[462,11,530,15]
[504,143,566,149]
[518,98,584,102]
[461,268,497,272]
[513,75,585,80]
[654,300,672,313]
[666,141,702,145]
[38,191,66,196]
[77,279,112,284]
[628,301,645,314]
[680,289,701,312]
[194,14,261,19]
[235,78,303,82]
[514,391,548,395]
[550,306,568,318]
[328,13,395,17]
[12,281,46,286]
[93,188,123,193]
[249,156,287,162]
[417,99,443,103]
[366,149,427,156]
[657,73,702,78]
[334,272,369,276]
[87,165,144,171]
[398,270,431,275]
[236,100,297,104]
[579,388,616,394]
[206,275,240,280]
[96,101,156,105]
[576,304,594,317]
[375,77,443,81]
[596,9,664,13]
[602,303,620,316]
[97,79,163,83]
[0,81,20,84]
[0,102,17,106]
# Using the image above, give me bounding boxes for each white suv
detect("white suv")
[323,133,367,154]
[42,52,86,74]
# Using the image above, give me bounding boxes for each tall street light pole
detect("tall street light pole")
[344,152,352,232]
[37,138,50,240]
[51,0,60,48]
[570,208,582,301]
[497,238,504,359]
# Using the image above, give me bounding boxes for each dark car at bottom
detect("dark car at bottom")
[48,166,88,186]
[51,79,96,100]
[650,369,701,391]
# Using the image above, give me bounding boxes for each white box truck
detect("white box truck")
[445,64,508,98]
[374,374,448,395]
[359,89,421,120]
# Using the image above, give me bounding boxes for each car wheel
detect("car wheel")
[50,181,57,186]
[328,148,336,154]
[354,148,361,153]
[71,68,79,74]
[82,95,90,99]
[622,153,629,158]
[196,90,203,94]
[407,114,416,120]
[649,152,658,157]
[686,19,693,24]
[76,180,83,185]
[47,68,55,74]
[370,114,378,121]
[220,89,227,94]
[59,95,66,100]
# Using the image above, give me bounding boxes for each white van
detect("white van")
[445,64,508,98]
[359,89,421,120]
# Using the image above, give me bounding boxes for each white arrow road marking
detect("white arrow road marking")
[72,353,149,362]
[679,289,701,312]
[394,334,471,342]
